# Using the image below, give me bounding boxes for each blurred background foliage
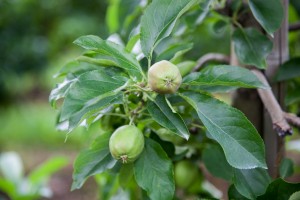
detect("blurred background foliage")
[0,0,300,199]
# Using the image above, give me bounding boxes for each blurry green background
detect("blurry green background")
[1,0,300,199]
[0,0,109,150]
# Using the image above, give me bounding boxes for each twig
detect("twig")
[193,53,230,72]
[251,69,293,137]
[195,52,296,136]
[289,22,300,32]
[283,112,300,128]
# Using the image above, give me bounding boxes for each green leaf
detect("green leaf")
[233,28,273,69]
[228,184,249,200]
[290,191,300,200]
[74,35,144,81]
[60,68,128,131]
[134,138,175,200]
[202,143,233,181]
[183,65,267,89]
[275,57,300,81]
[233,168,271,199]
[54,60,100,78]
[156,42,193,62]
[140,0,200,59]
[106,0,120,33]
[49,75,77,108]
[279,158,294,178]
[147,95,190,140]
[118,163,134,188]
[0,178,16,199]
[249,0,283,35]
[257,178,300,200]
[28,157,68,185]
[72,132,117,190]
[126,34,140,52]
[180,91,267,169]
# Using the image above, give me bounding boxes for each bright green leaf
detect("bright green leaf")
[257,178,300,200]
[106,0,120,33]
[156,43,193,62]
[202,143,233,181]
[74,35,144,81]
[28,157,68,185]
[180,91,267,169]
[233,168,271,199]
[279,158,294,178]
[140,0,200,59]
[60,68,128,131]
[126,34,140,52]
[147,95,190,140]
[249,0,283,35]
[183,65,268,89]
[72,132,117,190]
[134,138,175,200]
[233,28,273,69]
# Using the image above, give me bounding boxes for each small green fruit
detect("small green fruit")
[148,60,182,94]
[109,125,144,163]
[175,160,199,189]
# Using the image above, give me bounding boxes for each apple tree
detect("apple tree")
[50,0,300,199]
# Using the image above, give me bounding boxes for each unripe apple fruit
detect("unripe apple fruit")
[148,60,182,94]
[175,160,200,189]
[109,125,144,163]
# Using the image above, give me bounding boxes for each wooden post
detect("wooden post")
[263,0,289,178]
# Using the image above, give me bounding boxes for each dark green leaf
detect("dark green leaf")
[72,132,117,190]
[183,65,267,89]
[180,91,267,169]
[228,184,249,200]
[196,0,214,24]
[275,57,300,81]
[233,168,271,199]
[233,28,273,69]
[147,95,190,140]
[60,69,128,131]
[118,163,134,188]
[202,143,233,181]
[257,178,300,200]
[286,81,300,105]
[279,158,294,178]
[141,0,200,58]
[249,0,283,35]
[134,138,175,200]
[213,20,228,34]
[74,35,144,81]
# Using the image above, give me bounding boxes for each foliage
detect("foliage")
[49,0,300,199]
[0,152,68,200]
